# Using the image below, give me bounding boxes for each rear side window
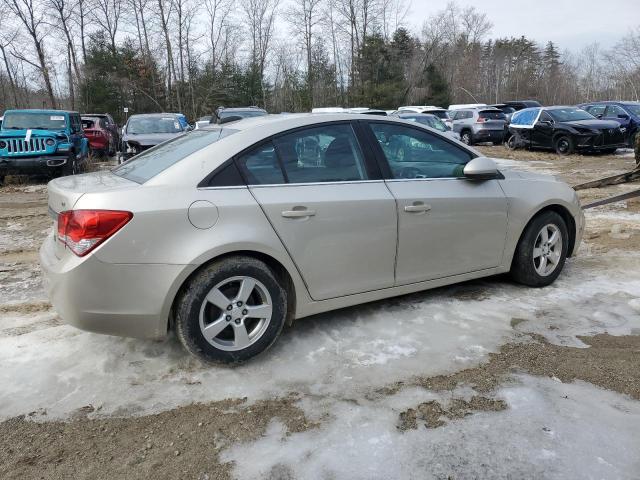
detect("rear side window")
[237,143,285,185]
[114,128,237,183]
[273,124,368,183]
[478,111,506,120]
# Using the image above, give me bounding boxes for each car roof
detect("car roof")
[4,109,77,115]
[128,113,181,118]
[149,113,478,187]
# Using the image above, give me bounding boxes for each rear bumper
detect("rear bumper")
[39,234,188,340]
[472,129,505,141]
[87,138,109,150]
[0,155,69,174]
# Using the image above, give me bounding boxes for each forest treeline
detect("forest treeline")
[0,0,638,122]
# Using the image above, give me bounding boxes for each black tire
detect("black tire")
[554,135,574,156]
[510,211,569,287]
[62,153,78,176]
[460,130,473,145]
[506,134,518,150]
[175,256,287,364]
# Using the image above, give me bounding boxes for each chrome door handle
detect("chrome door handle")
[404,203,431,213]
[281,209,316,218]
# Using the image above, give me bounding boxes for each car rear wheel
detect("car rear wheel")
[175,256,287,364]
[460,131,473,145]
[510,211,569,287]
[554,135,574,156]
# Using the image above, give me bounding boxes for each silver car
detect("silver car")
[40,114,584,363]
[451,108,508,145]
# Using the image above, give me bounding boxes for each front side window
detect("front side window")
[273,124,368,183]
[369,123,472,179]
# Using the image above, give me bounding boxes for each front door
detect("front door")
[237,122,397,301]
[365,121,508,285]
[531,111,555,149]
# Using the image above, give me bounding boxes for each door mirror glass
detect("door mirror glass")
[463,157,499,180]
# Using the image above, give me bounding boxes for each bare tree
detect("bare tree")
[93,0,122,53]
[242,0,280,105]
[286,0,323,105]
[4,0,57,108]
[204,0,234,70]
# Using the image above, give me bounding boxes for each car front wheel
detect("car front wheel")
[554,135,574,155]
[175,256,287,364]
[510,211,569,287]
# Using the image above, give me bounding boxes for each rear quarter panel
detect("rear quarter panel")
[74,184,312,321]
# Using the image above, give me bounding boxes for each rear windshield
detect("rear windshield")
[127,116,183,134]
[2,112,67,130]
[113,128,238,183]
[425,110,449,119]
[478,111,506,120]
[218,110,267,119]
[81,117,101,129]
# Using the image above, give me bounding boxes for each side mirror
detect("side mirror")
[464,157,500,180]
[618,114,629,120]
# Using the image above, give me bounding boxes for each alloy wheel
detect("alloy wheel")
[198,276,273,351]
[533,224,562,276]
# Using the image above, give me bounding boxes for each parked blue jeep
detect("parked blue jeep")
[578,101,640,147]
[0,109,89,181]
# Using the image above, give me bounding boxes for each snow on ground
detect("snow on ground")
[222,375,640,480]
[1,244,639,420]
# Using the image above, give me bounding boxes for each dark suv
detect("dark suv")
[579,101,640,147]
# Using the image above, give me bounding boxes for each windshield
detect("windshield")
[218,110,267,119]
[403,115,448,132]
[113,128,238,183]
[548,108,594,122]
[126,116,183,134]
[623,104,640,116]
[2,112,67,130]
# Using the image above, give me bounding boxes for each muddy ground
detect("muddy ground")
[1,147,639,479]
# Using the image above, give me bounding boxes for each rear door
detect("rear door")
[364,121,508,285]
[239,122,397,301]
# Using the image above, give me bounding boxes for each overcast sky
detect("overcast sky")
[408,0,638,51]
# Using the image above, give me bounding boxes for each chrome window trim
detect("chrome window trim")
[247,179,386,188]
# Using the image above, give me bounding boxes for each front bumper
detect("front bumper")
[0,155,69,174]
[39,234,188,339]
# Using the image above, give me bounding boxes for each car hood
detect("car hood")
[122,132,181,146]
[558,119,620,130]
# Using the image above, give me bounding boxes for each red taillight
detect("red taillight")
[57,210,133,257]
[476,117,488,123]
